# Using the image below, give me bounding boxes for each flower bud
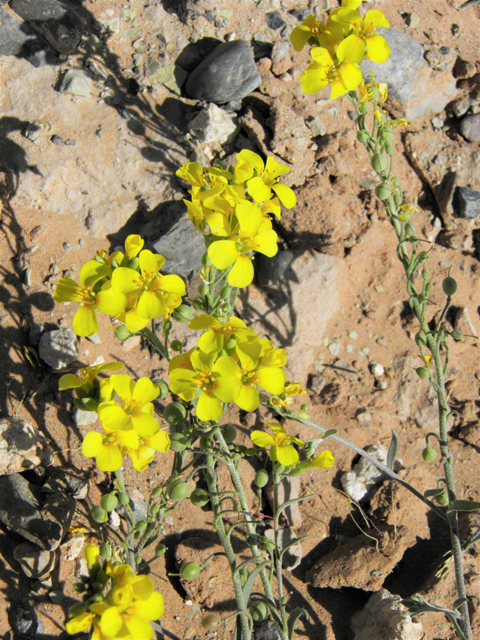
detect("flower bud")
[201,252,212,267]
[170,339,182,352]
[442,276,457,297]
[416,367,429,379]
[114,325,131,341]
[425,282,433,295]
[155,543,167,556]
[357,130,369,144]
[452,330,464,341]
[421,268,430,280]
[163,319,172,333]
[255,470,269,488]
[422,445,437,462]
[415,331,426,347]
[198,284,208,296]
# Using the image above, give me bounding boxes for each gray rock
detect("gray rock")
[188,103,239,145]
[152,216,206,279]
[266,11,286,30]
[38,327,78,369]
[0,416,52,476]
[72,406,98,427]
[10,0,84,54]
[185,40,261,104]
[257,249,294,287]
[14,541,56,578]
[0,474,76,550]
[460,114,480,143]
[341,445,388,502]
[361,29,456,120]
[254,620,281,640]
[453,186,480,220]
[0,7,52,66]
[9,602,44,637]
[42,468,89,500]
[59,68,91,97]
[352,589,423,640]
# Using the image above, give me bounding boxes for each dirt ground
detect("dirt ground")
[1,0,480,638]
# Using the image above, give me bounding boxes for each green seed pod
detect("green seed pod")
[198,284,209,296]
[422,446,437,462]
[371,153,388,173]
[170,339,182,352]
[169,432,187,452]
[224,424,237,444]
[435,489,449,506]
[164,401,187,425]
[359,103,368,115]
[417,252,428,264]
[416,367,430,379]
[91,505,108,523]
[99,542,111,561]
[255,469,269,488]
[261,536,275,553]
[452,330,464,341]
[100,492,118,512]
[172,304,194,324]
[385,143,394,156]
[152,379,169,399]
[114,325,132,341]
[356,130,370,144]
[89,593,105,604]
[421,268,430,280]
[68,603,87,618]
[201,252,212,267]
[233,501,241,512]
[155,543,167,556]
[250,602,269,622]
[375,184,391,200]
[202,614,221,630]
[192,297,206,311]
[442,276,457,297]
[199,435,209,449]
[151,486,163,498]
[383,128,394,142]
[180,561,201,581]
[405,223,415,236]
[190,488,209,507]
[163,319,172,333]
[151,503,161,515]
[168,480,189,502]
[425,282,433,295]
[134,520,147,532]
[393,194,403,207]
[415,331,427,347]
[135,553,143,565]
[119,492,130,506]
[219,284,232,299]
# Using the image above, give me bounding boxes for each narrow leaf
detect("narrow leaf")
[241,561,269,602]
[322,429,337,439]
[279,535,311,560]
[386,430,399,471]
[288,608,309,640]
[278,494,315,517]
[447,499,480,514]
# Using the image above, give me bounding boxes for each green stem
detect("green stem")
[114,468,136,570]
[273,479,288,637]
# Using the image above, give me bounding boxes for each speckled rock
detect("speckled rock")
[0,416,52,476]
[38,327,78,369]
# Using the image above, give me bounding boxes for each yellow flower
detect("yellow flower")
[82,426,139,472]
[397,203,419,222]
[188,314,256,353]
[307,450,335,468]
[234,150,296,209]
[59,361,124,392]
[124,234,144,258]
[290,14,328,52]
[301,46,363,99]
[332,7,391,64]
[251,422,304,466]
[168,349,242,422]
[208,201,279,288]
[358,80,388,105]
[270,382,307,409]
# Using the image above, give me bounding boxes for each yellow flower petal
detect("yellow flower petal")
[247,176,272,203]
[131,412,160,438]
[271,183,296,208]
[364,9,390,30]
[300,63,329,95]
[253,367,286,395]
[208,240,238,270]
[310,450,335,468]
[72,305,98,337]
[98,402,129,431]
[99,606,123,637]
[275,444,300,466]
[133,377,160,404]
[336,33,366,64]
[366,34,391,63]
[125,234,144,258]
[197,391,223,421]
[129,591,164,620]
[251,431,275,448]
[82,431,103,457]
[66,612,96,635]
[290,15,318,52]
[228,255,254,288]
[235,384,260,411]
[96,443,123,472]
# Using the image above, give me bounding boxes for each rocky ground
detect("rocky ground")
[1,0,480,639]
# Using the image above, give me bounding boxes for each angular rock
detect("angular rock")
[152,216,206,279]
[452,186,480,220]
[361,29,456,120]
[38,327,78,369]
[188,103,239,145]
[72,406,98,427]
[0,416,52,476]
[255,620,281,640]
[0,6,52,66]
[59,68,91,97]
[351,589,423,640]
[0,474,76,550]
[341,444,388,503]
[8,602,43,637]
[460,114,480,143]
[42,468,89,499]
[14,541,56,578]
[306,525,414,590]
[60,532,85,561]
[10,0,84,54]
[185,40,261,104]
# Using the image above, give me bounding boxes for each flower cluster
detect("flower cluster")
[54,234,186,336]
[168,323,286,421]
[290,0,390,98]
[80,374,170,472]
[66,544,164,640]
[177,150,296,288]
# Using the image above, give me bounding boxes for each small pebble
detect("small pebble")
[63,242,72,251]
[356,409,372,424]
[266,11,285,29]
[370,362,385,378]
[431,116,444,129]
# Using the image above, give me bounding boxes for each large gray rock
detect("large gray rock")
[38,327,78,369]
[10,0,83,54]
[453,186,480,220]
[0,416,52,476]
[460,114,480,143]
[152,216,206,279]
[361,29,456,120]
[14,541,56,578]
[0,474,76,550]
[185,40,261,104]
[0,7,52,66]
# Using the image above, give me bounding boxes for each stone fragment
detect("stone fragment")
[341,445,388,502]
[392,353,437,427]
[59,69,92,97]
[14,541,56,578]
[42,468,89,499]
[361,29,456,120]
[72,406,98,427]
[255,620,281,640]
[9,602,43,637]
[0,474,76,550]
[356,408,372,425]
[152,216,205,279]
[10,0,84,54]
[351,589,423,640]
[452,186,480,220]
[153,63,188,95]
[38,328,78,369]
[185,40,261,104]
[266,11,286,30]
[60,533,85,561]
[460,114,480,142]
[188,104,239,145]
[306,525,414,591]
[0,416,52,476]
[0,6,51,66]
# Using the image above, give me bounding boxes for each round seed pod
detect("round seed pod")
[168,480,189,502]
[155,543,167,556]
[164,402,187,425]
[224,424,237,444]
[170,340,183,352]
[250,602,269,622]
[172,304,194,323]
[254,470,269,488]
[169,432,187,452]
[371,153,388,173]
[357,130,369,144]
[100,493,118,512]
[422,446,437,462]
[190,488,209,507]
[375,185,391,200]
[416,367,429,379]
[180,561,200,581]
[163,320,172,333]
[202,614,221,630]
[153,379,169,399]
[442,276,457,297]
[91,505,108,523]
